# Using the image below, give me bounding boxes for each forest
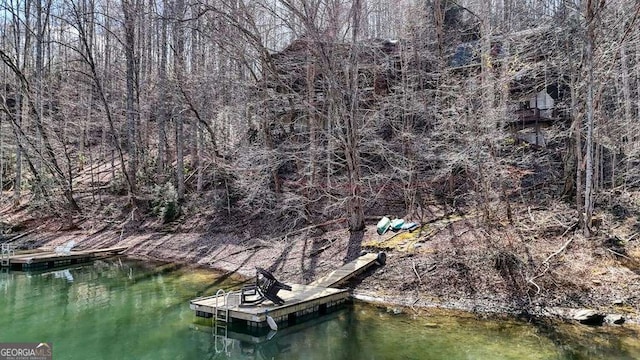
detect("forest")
[2,0,640,276]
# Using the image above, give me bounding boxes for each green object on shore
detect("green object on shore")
[377,217,391,235]
[390,218,405,230]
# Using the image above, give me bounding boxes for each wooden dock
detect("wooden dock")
[191,284,349,326]
[190,252,385,328]
[2,246,128,270]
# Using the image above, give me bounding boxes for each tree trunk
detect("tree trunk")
[157,0,168,184]
[583,0,596,237]
[173,0,186,203]
[572,92,583,216]
[620,44,632,189]
[123,0,138,198]
[345,0,364,233]
[13,93,22,206]
[433,0,444,62]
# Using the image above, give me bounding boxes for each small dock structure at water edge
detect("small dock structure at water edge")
[190,252,386,328]
[1,242,128,270]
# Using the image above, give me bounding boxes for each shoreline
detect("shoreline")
[131,249,640,328]
[7,224,640,328]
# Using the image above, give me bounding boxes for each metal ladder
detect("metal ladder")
[1,244,14,267]
[212,289,232,355]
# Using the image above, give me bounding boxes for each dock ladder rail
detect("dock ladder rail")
[1,244,15,267]
[213,289,229,322]
[212,289,238,355]
[213,288,242,323]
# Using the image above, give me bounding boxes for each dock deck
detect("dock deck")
[3,246,128,270]
[190,252,385,328]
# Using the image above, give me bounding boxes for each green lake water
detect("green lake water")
[1,259,639,359]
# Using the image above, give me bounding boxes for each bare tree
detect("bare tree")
[123,0,139,197]
[172,0,186,203]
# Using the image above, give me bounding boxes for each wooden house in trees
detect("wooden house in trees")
[448,26,572,147]
[260,37,405,125]
[260,26,571,150]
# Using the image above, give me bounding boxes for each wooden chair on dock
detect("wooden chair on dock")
[240,267,292,306]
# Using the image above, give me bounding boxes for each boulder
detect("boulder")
[386,307,403,315]
[604,314,625,325]
[573,309,605,326]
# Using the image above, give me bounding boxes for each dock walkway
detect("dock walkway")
[309,252,385,288]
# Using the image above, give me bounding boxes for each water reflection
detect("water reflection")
[192,310,346,359]
[0,268,11,293]
[52,269,74,282]
[194,303,640,360]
